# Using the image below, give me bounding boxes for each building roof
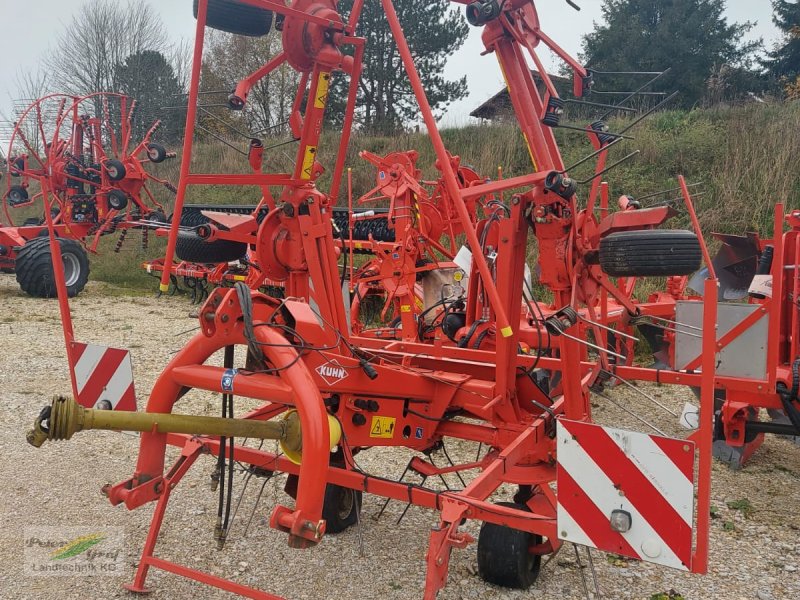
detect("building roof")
[470,70,570,120]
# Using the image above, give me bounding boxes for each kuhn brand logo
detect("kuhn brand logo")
[315,361,349,385]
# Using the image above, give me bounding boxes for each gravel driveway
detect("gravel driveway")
[0,277,798,600]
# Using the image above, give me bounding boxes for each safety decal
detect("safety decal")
[556,419,695,571]
[369,416,396,438]
[71,343,136,411]
[221,368,238,392]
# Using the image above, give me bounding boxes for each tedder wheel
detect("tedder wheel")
[7,185,29,206]
[15,237,90,298]
[321,484,362,534]
[104,159,127,182]
[145,143,168,163]
[193,0,274,37]
[477,502,542,589]
[107,189,129,211]
[599,229,701,277]
[175,210,248,263]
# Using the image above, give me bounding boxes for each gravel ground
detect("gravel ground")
[1,276,799,600]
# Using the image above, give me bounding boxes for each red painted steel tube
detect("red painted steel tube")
[380,0,513,339]
[768,203,785,387]
[159,0,208,292]
[133,322,330,524]
[679,175,716,281]
[692,276,718,572]
[40,182,79,400]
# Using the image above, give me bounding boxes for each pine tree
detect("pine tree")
[582,0,758,107]
[115,50,186,143]
[765,0,800,97]
[328,0,469,132]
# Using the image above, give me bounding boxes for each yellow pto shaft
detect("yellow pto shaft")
[26,396,338,464]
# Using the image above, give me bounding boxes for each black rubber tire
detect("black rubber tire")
[477,502,542,589]
[15,237,90,298]
[599,229,701,277]
[193,0,273,36]
[147,210,168,225]
[104,159,126,181]
[175,210,248,263]
[7,185,29,206]
[145,143,167,163]
[107,189,128,211]
[321,484,362,534]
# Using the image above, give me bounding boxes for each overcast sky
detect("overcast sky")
[0,0,781,128]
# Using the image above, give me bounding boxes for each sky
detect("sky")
[0,0,782,130]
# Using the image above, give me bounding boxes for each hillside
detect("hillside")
[89,102,800,291]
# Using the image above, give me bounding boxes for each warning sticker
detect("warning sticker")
[370,416,396,438]
[314,72,331,108]
[300,145,317,180]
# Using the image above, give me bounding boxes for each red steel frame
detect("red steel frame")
[38,1,720,599]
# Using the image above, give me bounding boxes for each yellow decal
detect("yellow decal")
[314,72,331,108]
[370,416,396,438]
[415,297,424,310]
[453,270,464,282]
[300,145,317,180]
[233,275,246,281]
[400,304,412,313]
[501,326,513,338]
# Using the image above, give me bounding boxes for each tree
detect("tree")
[329,0,469,132]
[200,30,300,138]
[46,0,170,96]
[581,0,759,107]
[764,1,800,97]
[115,50,186,142]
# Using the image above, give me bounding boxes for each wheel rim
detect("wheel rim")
[336,489,355,521]
[62,253,80,287]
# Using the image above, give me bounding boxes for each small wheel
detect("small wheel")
[146,143,167,163]
[477,502,542,589]
[7,185,29,206]
[107,189,129,211]
[15,237,90,298]
[104,159,127,181]
[321,484,362,534]
[147,210,168,224]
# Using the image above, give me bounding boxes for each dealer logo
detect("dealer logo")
[315,360,349,385]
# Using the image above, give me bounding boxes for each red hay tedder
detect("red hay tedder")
[24,0,800,598]
[1,92,174,297]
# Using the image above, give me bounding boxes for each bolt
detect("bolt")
[512,197,520,205]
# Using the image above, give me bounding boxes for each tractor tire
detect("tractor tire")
[477,502,542,589]
[15,237,90,298]
[193,0,273,37]
[104,159,126,181]
[599,229,701,277]
[321,484,362,534]
[145,143,167,163]
[175,210,247,263]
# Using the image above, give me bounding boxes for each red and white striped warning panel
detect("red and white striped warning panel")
[556,419,695,571]
[71,343,136,411]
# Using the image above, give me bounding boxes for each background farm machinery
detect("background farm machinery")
[0,92,174,297]
[23,0,800,599]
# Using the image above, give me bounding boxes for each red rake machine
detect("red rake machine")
[27,1,727,599]
[0,92,175,297]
